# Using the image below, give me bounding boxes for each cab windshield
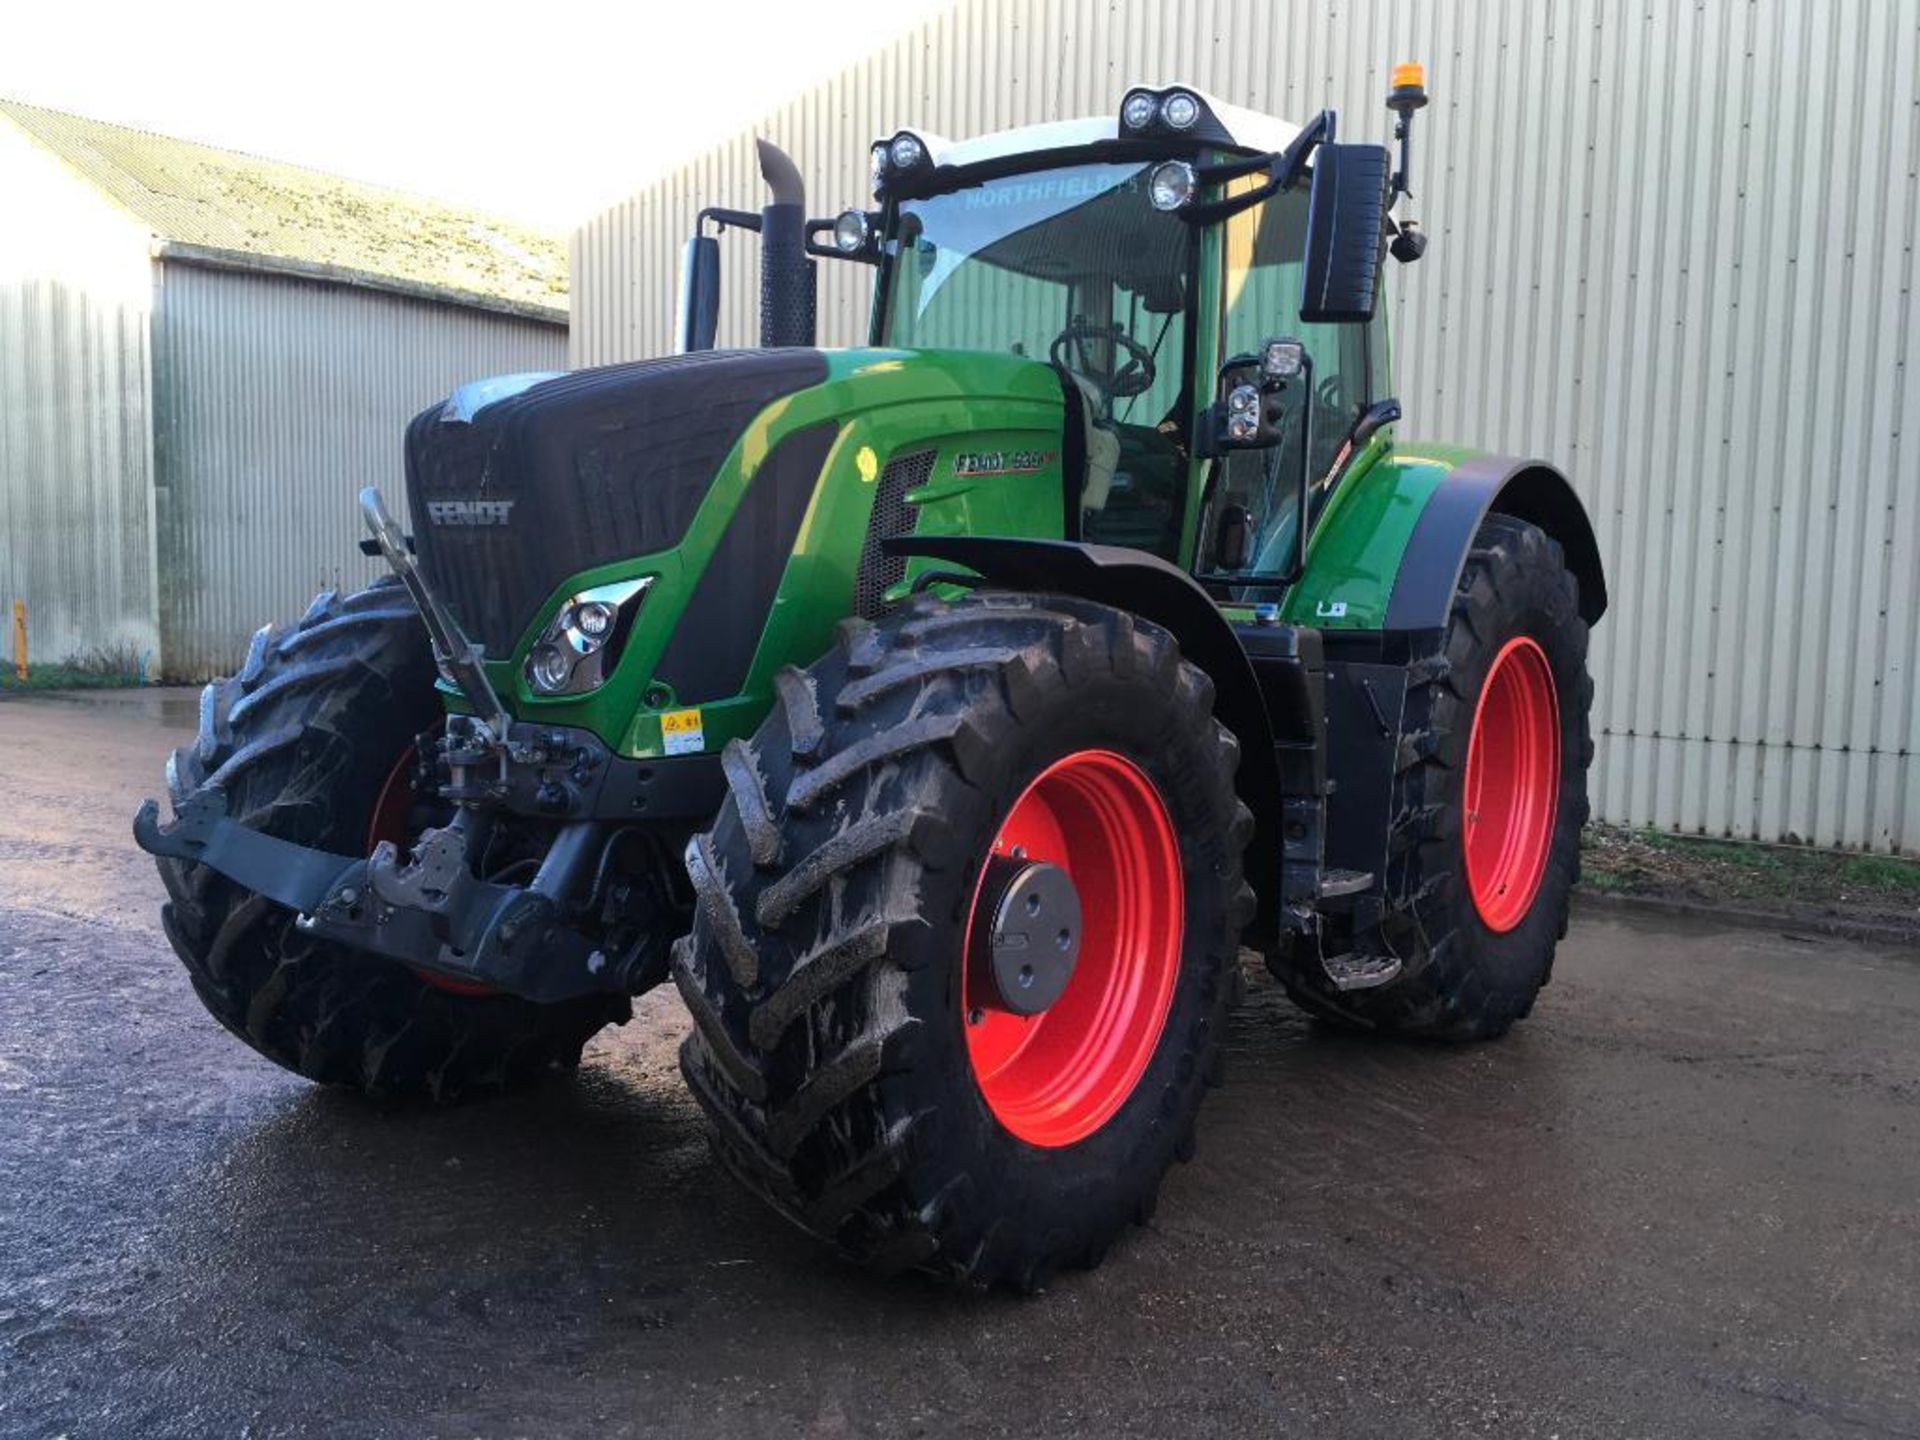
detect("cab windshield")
[878,162,1190,418]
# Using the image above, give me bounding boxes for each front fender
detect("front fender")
[1283,446,1607,633]
[1384,455,1608,630]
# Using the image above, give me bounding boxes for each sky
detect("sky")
[1,0,958,231]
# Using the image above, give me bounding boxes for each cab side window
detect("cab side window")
[1220,185,1374,486]
[1203,181,1386,578]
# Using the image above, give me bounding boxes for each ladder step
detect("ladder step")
[1322,951,1402,992]
[1318,868,1374,899]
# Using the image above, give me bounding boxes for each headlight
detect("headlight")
[1225,385,1263,443]
[1148,160,1197,211]
[524,577,652,696]
[530,643,576,692]
[1161,90,1201,130]
[869,141,889,194]
[833,209,870,254]
[1120,91,1158,130]
[573,600,616,638]
[889,133,926,169]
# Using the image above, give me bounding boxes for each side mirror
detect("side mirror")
[1299,143,1392,323]
[677,233,720,353]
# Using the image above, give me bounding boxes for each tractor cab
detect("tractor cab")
[685,79,1427,594]
[865,90,1403,585]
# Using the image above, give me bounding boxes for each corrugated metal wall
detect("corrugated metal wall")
[573,0,1920,853]
[0,119,160,672]
[151,261,565,680]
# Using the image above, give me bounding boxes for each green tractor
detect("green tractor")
[137,67,1604,1288]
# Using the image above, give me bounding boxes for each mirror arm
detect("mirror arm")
[697,206,762,235]
[1349,397,1402,450]
[1185,108,1337,227]
[1289,352,1316,584]
[1277,109,1337,189]
[1392,111,1417,200]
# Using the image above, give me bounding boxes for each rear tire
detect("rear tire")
[1279,514,1593,1040]
[155,577,626,1100]
[674,591,1253,1288]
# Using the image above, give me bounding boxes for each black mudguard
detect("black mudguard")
[1319,454,1606,923]
[1386,455,1608,630]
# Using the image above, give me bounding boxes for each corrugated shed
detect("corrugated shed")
[0,99,567,317]
[151,261,565,680]
[572,0,1920,852]
[0,118,159,672]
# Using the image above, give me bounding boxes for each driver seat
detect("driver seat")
[1062,370,1121,511]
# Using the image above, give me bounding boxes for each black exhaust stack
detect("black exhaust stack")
[756,139,816,348]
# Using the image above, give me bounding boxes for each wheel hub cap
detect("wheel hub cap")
[975,857,1083,1017]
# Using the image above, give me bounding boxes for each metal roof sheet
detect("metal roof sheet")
[0,98,566,318]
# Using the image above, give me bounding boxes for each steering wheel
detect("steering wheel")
[1050,321,1157,407]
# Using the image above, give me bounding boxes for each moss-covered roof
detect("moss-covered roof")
[0,98,566,318]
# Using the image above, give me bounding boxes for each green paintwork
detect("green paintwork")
[460,348,1071,757]
[1279,440,1484,629]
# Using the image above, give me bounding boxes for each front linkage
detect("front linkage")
[134,487,702,1005]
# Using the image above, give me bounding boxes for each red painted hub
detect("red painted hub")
[1462,636,1561,932]
[368,739,493,998]
[962,749,1184,1148]
[366,744,422,858]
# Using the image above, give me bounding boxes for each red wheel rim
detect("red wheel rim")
[369,739,493,997]
[962,749,1184,1148]
[366,744,421,856]
[1462,636,1561,932]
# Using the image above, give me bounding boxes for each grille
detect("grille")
[405,348,827,653]
[854,450,933,618]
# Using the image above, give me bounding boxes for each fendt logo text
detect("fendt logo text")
[953,449,1056,478]
[426,499,515,527]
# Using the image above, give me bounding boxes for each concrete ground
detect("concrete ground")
[2,686,1917,1439]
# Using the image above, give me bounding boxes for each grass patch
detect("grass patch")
[1582,824,1920,917]
[0,643,152,692]
[1837,853,1920,897]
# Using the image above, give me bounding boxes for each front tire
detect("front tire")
[674,591,1253,1288]
[155,578,626,1100]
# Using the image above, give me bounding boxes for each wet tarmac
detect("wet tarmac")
[3,687,1917,1438]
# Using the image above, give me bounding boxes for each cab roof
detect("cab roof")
[898,86,1302,171]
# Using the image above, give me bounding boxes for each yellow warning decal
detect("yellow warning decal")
[661,707,706,756]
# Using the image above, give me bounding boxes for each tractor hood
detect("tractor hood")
[405,347,829,653]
